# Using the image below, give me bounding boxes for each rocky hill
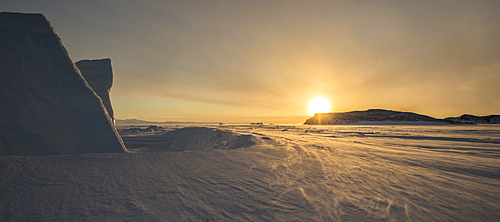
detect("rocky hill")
[304,109,442,125]
[304,109,500,125]
[444,114,500,124]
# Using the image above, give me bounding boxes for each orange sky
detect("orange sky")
[4,0,500,123]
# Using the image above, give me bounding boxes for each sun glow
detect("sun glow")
[308,97,331,116]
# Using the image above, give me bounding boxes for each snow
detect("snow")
[1,124,499,221]
[124,127,256,152]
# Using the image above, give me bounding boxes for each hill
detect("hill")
[304,109,445,125]
[444,114,500,124]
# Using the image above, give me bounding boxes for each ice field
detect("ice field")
[1,124,499,221]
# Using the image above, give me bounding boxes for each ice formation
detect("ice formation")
[76,58,115,122]
[0,12,125,155]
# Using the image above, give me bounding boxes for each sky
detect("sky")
[3,0,500,123]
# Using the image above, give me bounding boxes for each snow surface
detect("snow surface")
[1,124,499,221]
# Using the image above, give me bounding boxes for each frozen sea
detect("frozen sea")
[1,124,499,221]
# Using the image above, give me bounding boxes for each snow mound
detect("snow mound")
[124,127,257,152]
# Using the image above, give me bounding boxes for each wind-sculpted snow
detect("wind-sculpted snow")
[122,127,256,152]
[1,125,499,221]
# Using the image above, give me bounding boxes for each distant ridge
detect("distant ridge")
[116,119,218,125]
[444,114,500,124]
[304,109,441,125]
[304,109,499,125]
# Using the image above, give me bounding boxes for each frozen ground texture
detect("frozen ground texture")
[0,12,125,155]
[1,124,499,221]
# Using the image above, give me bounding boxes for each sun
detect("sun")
[308,97,331,116]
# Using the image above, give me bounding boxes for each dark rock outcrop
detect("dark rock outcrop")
[304,109,500,125]
[76,58,115,121]
[444,114,500,124]
[304,109,442,125]
[0,12,126,155]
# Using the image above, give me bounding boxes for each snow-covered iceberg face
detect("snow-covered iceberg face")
[76,59,115,122]
[0,12,125,155]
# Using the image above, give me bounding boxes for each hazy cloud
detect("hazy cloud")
[3,0,499,120]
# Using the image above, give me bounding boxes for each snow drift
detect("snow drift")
[0,12,125,155]
[123,127,256,152]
